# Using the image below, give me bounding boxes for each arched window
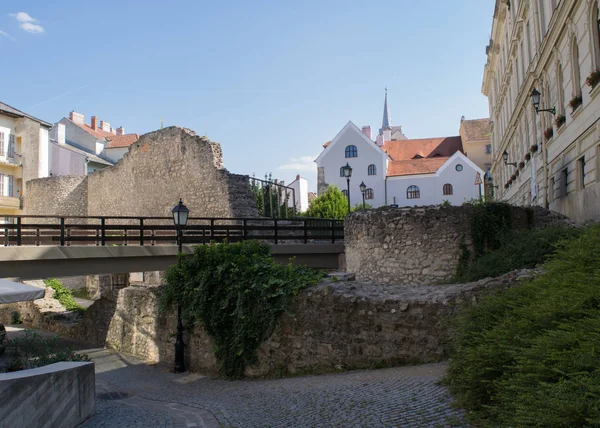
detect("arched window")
[368,164,377,175]
[556,61,565,115]
[341,190,348,197]
[339,167,345,177]
[345,145,358,158]
[571,36,581,97]
[443,183,453,195]
[407,185,420,199]
[365,188,374,200]
[591,4,600,69]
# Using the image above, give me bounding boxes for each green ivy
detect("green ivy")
[467,201,513,257]
[43,279,86,315]
[160,240,326,379]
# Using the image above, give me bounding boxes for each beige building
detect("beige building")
[483,0,600,222]
[0,102,52,221]
[459,117,493,174]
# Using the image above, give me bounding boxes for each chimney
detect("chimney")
[296,174,300,181]
[91,116,98,130]
[57,123,66,144]
[361,126,372,140]
[116,126,125,136]
[100,120,111,132]
[69,111,84,124]
[376,133,384,147]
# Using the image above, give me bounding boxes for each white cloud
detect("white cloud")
[277,155,318,172]
[0,30,16,41]
[11,12,44,33]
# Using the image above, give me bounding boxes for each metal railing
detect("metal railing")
[1,216,344,246]
[250,176,297,219]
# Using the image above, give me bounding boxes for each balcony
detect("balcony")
[0,195,20,210]
[0,156,20,168]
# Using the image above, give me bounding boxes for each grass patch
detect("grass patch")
[444,224,600,426]
[43,279,86,314]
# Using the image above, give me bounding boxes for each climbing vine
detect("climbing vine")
[160,240,326,379]
[468,201,513,257]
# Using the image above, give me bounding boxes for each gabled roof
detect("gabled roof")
[49,139,113,166]
[383,136,463,161]
[66,118,138,143]
[315,121,388,164]
[460,118,491,143]
[0,101,52,128]
[387,157,450,177]
[105,134,139,148]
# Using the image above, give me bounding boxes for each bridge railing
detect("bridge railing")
[1,216,344,247]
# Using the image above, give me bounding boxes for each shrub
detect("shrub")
[303,185,350,219]
[11,312,22,325]
[3,329,90,372]
[444,225,600,426]
[43,279,86,314]
[160,240,326,379]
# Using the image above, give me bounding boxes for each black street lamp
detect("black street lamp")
[486,173,498,200]
[530,88,556,115]
[359,181,367,210]
[502,150,518,167]
[171,198,189,374]
[342,162,352,213]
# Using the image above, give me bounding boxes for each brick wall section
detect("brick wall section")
[345,205,542,285]
[26,175,88,219]
[25,127,258,219]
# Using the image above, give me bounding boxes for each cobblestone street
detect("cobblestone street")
[80,348,466,428]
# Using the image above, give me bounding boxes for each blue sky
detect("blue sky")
[1,1,494,191]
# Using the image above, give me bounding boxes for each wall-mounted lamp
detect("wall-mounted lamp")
[502,150,518,167]
[531,88,556,115]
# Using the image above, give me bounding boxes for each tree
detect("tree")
[303,185,349,219]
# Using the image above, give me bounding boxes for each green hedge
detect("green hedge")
[160,240,325,379]
[444,225,600,426]
[43,279,86,314]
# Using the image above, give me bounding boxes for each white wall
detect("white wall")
[102,147,128,163]
[49,143,86,176]
[317,122,387,208]
[287,177,309,213]
[386,154,484,207]
[38,128,49,178]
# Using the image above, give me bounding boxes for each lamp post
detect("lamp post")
[502,150,518,167]
[171,198,189,374]
[486,173,498,200]
[342,162,352,214]
[359,181,367,210]
[530,88,556,115]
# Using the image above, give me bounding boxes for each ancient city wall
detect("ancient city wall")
[25,127,258,219]
[344,205,554,285]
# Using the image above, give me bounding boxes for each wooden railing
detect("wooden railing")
[1,216,344,247]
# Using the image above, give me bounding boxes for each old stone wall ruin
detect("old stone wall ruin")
[344,205,567,285]
[25,127,258,219]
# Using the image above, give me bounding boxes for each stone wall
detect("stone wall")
[25,127,258,218]
[345,205,553,285]
[26,175,87,220]
[14,269,535,378]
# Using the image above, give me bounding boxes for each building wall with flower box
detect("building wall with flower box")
[483,0,600,222]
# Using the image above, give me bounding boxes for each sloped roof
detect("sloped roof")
[68,118,138,144]
[387,157,450,177]
[0,101,52,128]
[106,134,139,148]
[383,136,463,161]
[50,139,113,166]
[323,140,331,148]
[460,118,491,142]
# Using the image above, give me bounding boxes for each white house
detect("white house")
[287,174,309,213]
[315,92,485,207]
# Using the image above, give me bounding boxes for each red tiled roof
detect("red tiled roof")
[69,119,116,139]
[323,141,331,148]
[387,157,450,177]
[383,136,463,161]
[106,134,139,148]
[460,118,491,143]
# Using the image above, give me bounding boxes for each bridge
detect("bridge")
[0,216,345,279]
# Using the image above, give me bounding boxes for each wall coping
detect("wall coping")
[0,361,93,381]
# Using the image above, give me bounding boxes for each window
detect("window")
[556,61,565,115]
[7,176,13,197]
[591,3,600,69]
[111,274,128,290]
[0,173,4,196]
[342,190,348,197]
[579,156,586,189]
[571,36,581,97]
[0,133,4,156]
[407,185,420,199]
[413,154,424,159]
[562,167,569,196]
[549,176,555,202]
[443,183,453,196]
[455,164,464,172]
[485,144,492,154]
[365,188,374,200]
[7,135,15,158]
[345,145,358,158]
[339,167,345,177]
[367,164,377,175]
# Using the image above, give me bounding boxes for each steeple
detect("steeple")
[382,87,391,130]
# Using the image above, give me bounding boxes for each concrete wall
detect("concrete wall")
[49,142,87,176]
[0,362,95,428]
[26,127,259,219]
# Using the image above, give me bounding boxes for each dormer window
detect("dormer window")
[413,154,423,159]
[431,153,442,158]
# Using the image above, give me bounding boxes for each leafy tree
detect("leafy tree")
[354,202,373,212]
[303,185,350,219]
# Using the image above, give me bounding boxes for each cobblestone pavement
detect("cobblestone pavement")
[80,348,467,428]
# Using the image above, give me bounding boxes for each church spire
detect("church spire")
[382,87,391,130]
